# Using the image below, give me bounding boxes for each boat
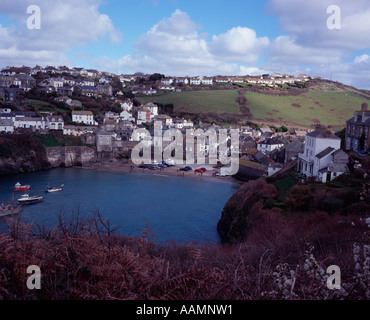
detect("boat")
[45,184,64,193]
[17,194,43,205]
[14,182,31,192]
[0,203,22,218]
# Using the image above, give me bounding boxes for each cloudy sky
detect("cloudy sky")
[1,0,370,88]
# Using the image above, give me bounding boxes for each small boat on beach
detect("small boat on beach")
[45,184,64,193]
[14,182,31,192]
[17,194,43,205]
[0,203,22,217]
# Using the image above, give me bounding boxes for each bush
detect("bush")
[286,184,314,211]
[321,197,345,212]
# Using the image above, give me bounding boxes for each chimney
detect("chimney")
[361,103,368,112]
[325,129,331,138]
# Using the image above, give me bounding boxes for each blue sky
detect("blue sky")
[1,0,370,88]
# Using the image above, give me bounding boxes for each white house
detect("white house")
[14,116,46,130]
[142,102,158,116]
[119,110,135,122]
[201,77,213,85]
[137,108,153,125]
[154,114,173,127]
[0,119,14,133]
[297,129,348,182]
[49,78,65,89]
[72,110,97,125]
[257,137,285,154]
[46,115,64,130]
[190,77,201,85]
[121,101,133,112]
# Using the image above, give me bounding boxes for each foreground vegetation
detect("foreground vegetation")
[0,190,368,300]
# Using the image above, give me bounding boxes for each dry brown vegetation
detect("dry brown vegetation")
[0,204,368,300]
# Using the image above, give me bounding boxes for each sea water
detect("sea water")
[0,168,238,244]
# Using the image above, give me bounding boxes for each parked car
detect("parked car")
[195,168,207,173]
[180,166,192,172]
[138,164,149,169]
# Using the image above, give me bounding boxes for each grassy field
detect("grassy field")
[245,90,370,127]
[137,82,370,128]
[138,90,239,114]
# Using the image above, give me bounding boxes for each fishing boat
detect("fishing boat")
[0,203,22,218]
[45,184,64,193]
[17,194,43,205]
[14,182,31,192]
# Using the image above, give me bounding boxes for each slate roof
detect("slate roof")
[307,129,340,140]
[315,147,335,159]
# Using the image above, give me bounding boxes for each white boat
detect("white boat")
[0,203,22,217]
[45,184,64,193]
[17,194,43,205]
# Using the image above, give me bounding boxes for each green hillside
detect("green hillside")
[245,90,370,127]
[137,81,370,128]
[138,90,239,114]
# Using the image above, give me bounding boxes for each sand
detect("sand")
[77,160,242,186]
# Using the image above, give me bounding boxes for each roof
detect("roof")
[239,159,267,171]
[72,110,93,116]
[307,129,340,140]
[315,147,335,159]
[0,119,14,126]
[259,137,284,145]
[97,130,112,136]
[327,163,350,173]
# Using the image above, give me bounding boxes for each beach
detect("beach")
[78,160,243,186]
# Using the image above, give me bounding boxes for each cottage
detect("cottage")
[0,119,14,134]
[154,114,173,127]
[14,116,46,131]
[74,85,98,98]
[63,125,97,137]
[46,115,64,130]
[97,85,113,96]
[257,137,285,154]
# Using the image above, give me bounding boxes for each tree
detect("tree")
[149,73,165,82]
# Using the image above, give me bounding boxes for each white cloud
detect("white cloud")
[0,0,122,67]
[209,27,269,63]
[263,0,370,88]
[94,10,268,76]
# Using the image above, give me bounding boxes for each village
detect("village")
[0,65,368,183]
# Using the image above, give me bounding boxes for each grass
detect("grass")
[244,90,369,127]
[138,90,240,114]
[33,134,60,147]
[33,133,86,147]
[270,175,298,200]
[137,81,370,128]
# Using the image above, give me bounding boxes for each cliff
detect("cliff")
[0,134,51,176]
[217,178,278,244]
[0,135,96,176]
[46,146,96,167]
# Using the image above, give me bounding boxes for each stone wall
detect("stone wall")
[46,146,96,168]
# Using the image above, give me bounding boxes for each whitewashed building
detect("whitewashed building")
[0,119,14,133]
[14,116,46,130]
[297,129,348,182]
[257,137,285,154]
[72,110,97,125]
[46,115,64,130]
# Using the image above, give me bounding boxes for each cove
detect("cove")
[0,168,238,244]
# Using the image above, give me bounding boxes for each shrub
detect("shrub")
[286,184,314,211]
[321,197,345,212]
